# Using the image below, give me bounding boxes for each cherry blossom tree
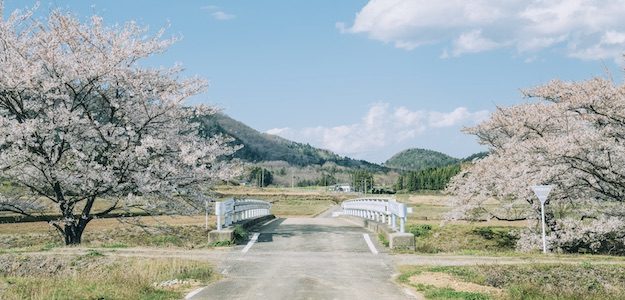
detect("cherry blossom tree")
[0,5,240,244]
[447,77,625,254]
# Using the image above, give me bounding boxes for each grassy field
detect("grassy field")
[398,263,625,300]
[0,186,344,250]
[2,188,624,300]
[217,186,349,217]
[394,193,528,255]
[0,253,216,300]
[0,215,214,251]
[404,223,520,255]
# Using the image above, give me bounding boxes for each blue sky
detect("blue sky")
[4,0,624,163]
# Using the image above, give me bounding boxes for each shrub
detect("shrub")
[233,225,249,243]
[408,224,432,237]
[472,227,517,249]
[378,233,389,247]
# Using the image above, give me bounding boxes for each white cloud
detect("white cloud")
[265,103,489,157]
[201,6,235,21]
[452,30,502,56]
[266,127,289,135]
[428,107,489,128]
[602,31,625,45]
[341,0,625,60]
[211,11,236,21]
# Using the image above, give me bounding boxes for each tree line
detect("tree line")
[395,164,461,191]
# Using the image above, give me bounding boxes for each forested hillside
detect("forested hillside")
[392,151,488,191]
[384,148,459,171]
[196,113,386,171]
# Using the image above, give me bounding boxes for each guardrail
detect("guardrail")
[215,198,272,230]
[341,198,409,233]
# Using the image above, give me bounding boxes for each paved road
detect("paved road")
[189,215,416,300]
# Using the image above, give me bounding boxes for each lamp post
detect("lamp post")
[531,185,554,254]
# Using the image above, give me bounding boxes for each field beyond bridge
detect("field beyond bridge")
[1,187,625,300]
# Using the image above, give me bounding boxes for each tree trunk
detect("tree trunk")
[63,219,89,245]
[544,207,562,243]
[64,223,82,245]
[57,194,96,245]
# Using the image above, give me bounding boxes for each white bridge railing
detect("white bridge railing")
[341,198,409,233]
[215,198,272,230]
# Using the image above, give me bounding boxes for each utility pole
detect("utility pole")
[363,178,367,195]
[261,168,264,188]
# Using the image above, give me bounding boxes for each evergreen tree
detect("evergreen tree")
[396,164,461,191]
[352,170,374,193]
[248,167,273,187]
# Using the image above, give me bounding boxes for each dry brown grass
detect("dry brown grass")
[409,272,503,296]
[0,254,216,300]
[0,215,213,235]
[399,264,625,300]
[0,215,216,250]
[217,186,350,217]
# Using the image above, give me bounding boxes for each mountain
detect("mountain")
[197,113,386,171]
[462,151,489,162]
[389,149,490,191]
[384,148,460,171]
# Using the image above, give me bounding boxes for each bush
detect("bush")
[408,224,432,237]
[233,225,249,243]
[472,227,517,249]
[378,233,389,247]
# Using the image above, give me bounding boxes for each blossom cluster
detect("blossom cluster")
[447,77,625,253]
[0,6,240,239]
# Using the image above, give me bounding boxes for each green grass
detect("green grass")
[397,266,491,300]
[399,263,625,300]
[101,242,129,249]
[378,233,389,247]
[0,255,215,300]
[407,224,433,237]
[407,223,519,254]
[232,224,249,243]
[425,288,490,300]
[85,249,105,257]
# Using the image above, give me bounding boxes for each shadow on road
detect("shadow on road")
[236,217,287,244]
[242,217,370,246]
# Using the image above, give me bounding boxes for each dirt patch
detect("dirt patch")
[410,272,503,295]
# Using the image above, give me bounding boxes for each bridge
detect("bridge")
[192,197,418,299]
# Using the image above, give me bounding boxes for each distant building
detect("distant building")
[333,184,353,193]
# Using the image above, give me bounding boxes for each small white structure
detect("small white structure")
[334,184,353,193]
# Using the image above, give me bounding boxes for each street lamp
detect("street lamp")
[531,185,554,254]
